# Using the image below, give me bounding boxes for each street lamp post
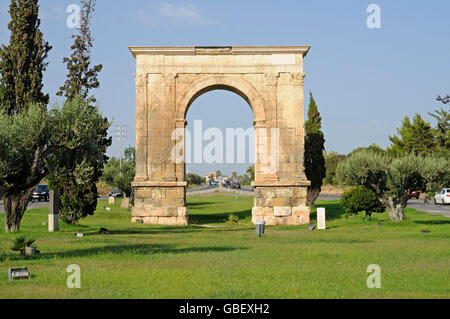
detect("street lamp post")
[115,125,127,176]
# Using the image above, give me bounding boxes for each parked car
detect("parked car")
[222,179,231,188]
[109,190,123,198]
[434,188,450,205]
[31,184,49,202]
[409,190,421,199]
[209,180,219,186]
[230,180,241,189]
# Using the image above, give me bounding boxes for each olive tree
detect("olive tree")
[336,150,449,222]
[0,98,110,232]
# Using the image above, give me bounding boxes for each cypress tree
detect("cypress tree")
[0,0,51,114]
[50,0,111,224]
[56,0,102,103]
[304,92,326,206]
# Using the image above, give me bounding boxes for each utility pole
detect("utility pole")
[115,125,127,176]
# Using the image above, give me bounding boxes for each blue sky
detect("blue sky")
[1,0,449,176]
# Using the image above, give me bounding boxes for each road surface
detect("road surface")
[316,194,450,218]
[0,200,50,214]
[187,184,253,194]
[406,199,450,218]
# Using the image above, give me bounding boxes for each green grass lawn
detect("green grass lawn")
[0,194,449,299]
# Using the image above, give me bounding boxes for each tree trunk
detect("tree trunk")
[3,189,33,232]
[381,196,407,222]
[306,187,321,206]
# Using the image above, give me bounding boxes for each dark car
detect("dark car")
[230,180,241,189]
[31,184,49,202]
[222,179,231,188]
[109,190,123,198]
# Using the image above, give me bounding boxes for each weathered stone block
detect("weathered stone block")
[178,207,188,217]
[274,206,292,217]
[292,206,309,217]
[270,197,290,207]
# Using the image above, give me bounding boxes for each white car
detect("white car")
[434,188,450,205]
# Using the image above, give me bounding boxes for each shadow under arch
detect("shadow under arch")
[177,74,266,124]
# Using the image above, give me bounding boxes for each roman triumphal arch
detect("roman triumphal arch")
[129,46,311,226]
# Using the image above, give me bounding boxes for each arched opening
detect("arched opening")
[185,89,255,179]
[185,89,255,224]
[176,75,266,125]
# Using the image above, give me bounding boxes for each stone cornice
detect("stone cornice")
[129,46,311,58]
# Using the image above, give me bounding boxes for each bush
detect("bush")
[186,173,203,186]
[341,186,385,219]
[10,237,39,255]
[226,214,240,224]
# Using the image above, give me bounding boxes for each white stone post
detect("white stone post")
[317,207,326,230]
[48,190,59,232]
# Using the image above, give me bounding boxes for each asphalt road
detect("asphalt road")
[406,199,450,218]
[1,193,448,218]
[187,184,253,193]
[0,200,50,214]
[316,194,450,218]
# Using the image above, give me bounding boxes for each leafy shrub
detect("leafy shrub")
[10,237,37,255]
[341,186,385,219]
[186,173,203,186]
[226,214,240,224]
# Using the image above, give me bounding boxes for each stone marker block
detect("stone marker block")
[109,196,115,204]
[317,207,326,230]
[120,197,130,208]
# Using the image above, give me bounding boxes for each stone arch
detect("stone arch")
[130,46,311,227]
[177,74,266,125]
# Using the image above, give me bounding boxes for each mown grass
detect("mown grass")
[0,194,449,299]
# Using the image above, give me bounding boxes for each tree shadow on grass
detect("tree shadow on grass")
[7,243,246,261]
[414,220,450,225]
[189,209,252,225]
[311,201,346,221]
[99,226,205,236]
[187,202,211,208]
